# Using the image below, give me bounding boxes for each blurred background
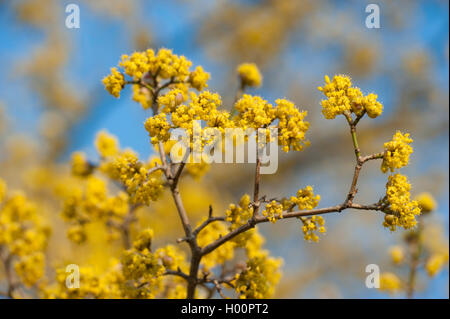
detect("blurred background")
[0,0,448,298]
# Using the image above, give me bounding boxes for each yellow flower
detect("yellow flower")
[185,162,210,180]
[262,200,283,224]
[237,63,262,87]
[383,174,421,231]
[119,51,151,79]
[235,254,282,299]
[155,244,188,272]
[95,131,119,158]
[414,192,437,213]
[234,94,275,129]
[67,224,87,244]
[300,215,326,242]
[102,67,124,98]
[71,152,92,177]
[189,66,210,91]
[132,84,152,109]
[358,93,383,118]
[0,189,49,289]
[389,246,404,264]
[318,75,354,119]
[144,113,172,144]
[425,254,448,277]
[0,177,6,203]
[274,99,310,152]
[381,131,413,173]
[14,252,45,287]
[197,219,236,271]
[226,194,253,230]
[318,74,383,119]
[379,272,402,294]
[158,88,186,113]
[290,186,320,210]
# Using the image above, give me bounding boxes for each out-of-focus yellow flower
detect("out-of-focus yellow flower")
[414,192,437,213]
[235,253,282,299]
[0,178,6,203]
[237,63,262,87]
[132,84,152,109]
[71,152,92,177]
[379,272,402,294]
[425,253,449,277]
[197,219,236,271]
[389,246,404,264]
[95,131,119,158]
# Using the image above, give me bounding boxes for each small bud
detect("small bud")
[384,214,395,225]
[175,92,184,106]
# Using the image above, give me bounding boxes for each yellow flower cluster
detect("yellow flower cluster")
[197,219,236,271]
[379,272,402,294]
[383,174,421,231]
[144,113,172,144]
[103,48,210,109]
[234,254,282,299]
[14,253,45,287]
[234,95,310,152]
[71,152,93,177]
[132,84,152,109]
[120,49,191,81]
[225,194,253,230]
[357,93,383,118]
[290,186,321,210]
[45,263,124,299]
[318,75,383,119]
[381,131,413,173]
[102,67,125,98]
[146,90,233,147]
[414,192,437,213]
[274,99,310,152]
[262,200,283,224]
[0,183,49,289]
[422,225,449,278]
[60,176,129,243]
[389,246,405,264]
[155,244,188,272]
[425,253,449,277]
[185,162,210,180]
[158,88,187,112]
[234,94,275,129]
[121,229,165,298]
[0,178,6,203]
[300,215,326,242]
[237,63,263,87]
[99,146,164,205]
[95,131,120,158]
[188,66,210,91]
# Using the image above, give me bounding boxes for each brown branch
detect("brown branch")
[2,252,18,298]
[201,202,383,256]
[193,216,226,236]
[252,155,262,218]
[163,269,190,281]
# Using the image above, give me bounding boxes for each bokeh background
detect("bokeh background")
[0,0,448,298]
